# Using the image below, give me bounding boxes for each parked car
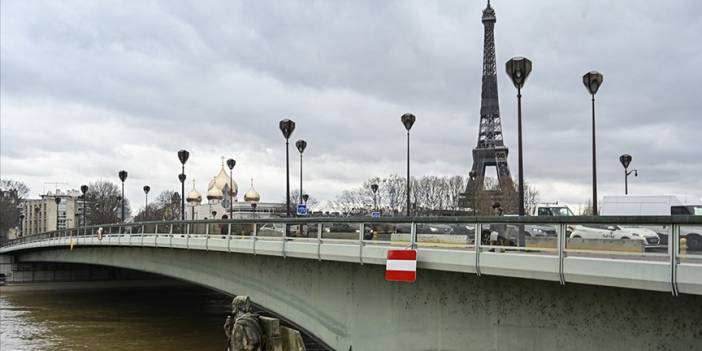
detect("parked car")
[568,224,660,247]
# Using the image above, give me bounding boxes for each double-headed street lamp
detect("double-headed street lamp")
[295,139,307,206]
[118,170,128,223]
[506,57,532,217]
[371,183,379,212]
[619,154,638,195]
[279,119,296,217]
[80,185,88,227]
[226,158,236,219]
[143,185,151,220]
[401,113,416,217]
[583,71,604,215]
[177,150,190,221]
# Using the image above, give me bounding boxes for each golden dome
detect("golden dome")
[186,180,202,204]
[208,158,238,198]
[207,177,224,202]
[244,179,260,203]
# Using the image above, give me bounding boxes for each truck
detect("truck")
[601,195,702,251]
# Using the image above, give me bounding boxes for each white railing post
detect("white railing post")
[475,223,482,277]
[557,223,566,285]
[251,223,258,256]
[410,222,417,249]
[359,223,365,265]
[227,223,233,253]
[670,223,679,296]
[317,223,322,261]
[282,223,287,258]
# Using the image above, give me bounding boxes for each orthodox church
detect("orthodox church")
[185,159,286,220]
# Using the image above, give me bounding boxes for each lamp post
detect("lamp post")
[177,150,190,221]
[80,185,88,227]
[279,119,296,217]
[143,185,151,220]
[371,183,379,212]
[619,154,638,195]
[401,113,416,217]
[226,158,236,219]
[583,71,604,215]
[469,170,477,216]
[118,170,128,223]
[19,214,24,236]
[295,139,307,206]
[506,57,532,218]
[54,196,61,230]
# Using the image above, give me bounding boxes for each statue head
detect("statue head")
[231,296,252,315]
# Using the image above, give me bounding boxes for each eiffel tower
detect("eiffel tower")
[459,1,516,211]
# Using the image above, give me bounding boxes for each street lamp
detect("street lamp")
[506,57,532,217]
[226,158,236,219]
[583,71,604,215]
[279,119,296,217]
[619,154,638,195]
[401,113,416,217]
[469,170,477,216]
[118,170,128,223]
[295,139,307,206]
[143,185,151,220]
[177,149,190,221]
[19,214,25,236]
[54,196,61,230]
[80,185,88,227]
[371,183,379,212]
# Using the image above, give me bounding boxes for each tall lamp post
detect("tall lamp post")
[54,196,61,230]
[279,119,296,217]
[583,71,604,215]
[295,139,307,206]
[226,158,236,219]
[19,214,24,236]
[619,154,638,195]
[506,57,532,217]
[401,113,416,217]
[118,170,128,223]
[469,170,477,216]
[177,150,190,221]
[143,185,151,220]
[80,185,88,227]
[371,183,379,212]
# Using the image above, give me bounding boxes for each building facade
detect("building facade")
[20,189,85,236]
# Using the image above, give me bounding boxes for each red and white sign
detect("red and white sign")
[385,249,417,283]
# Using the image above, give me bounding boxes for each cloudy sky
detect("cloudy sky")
[2,0,701,211]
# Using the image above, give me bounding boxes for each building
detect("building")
[185,160,286,220]
[20,189,86,236]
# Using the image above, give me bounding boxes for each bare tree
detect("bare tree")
[85,180,131,225]
[0,179,30,238]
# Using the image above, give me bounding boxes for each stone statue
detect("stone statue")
[225,296,262,351]
[224,296,306,351]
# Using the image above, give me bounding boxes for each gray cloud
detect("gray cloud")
[2,0,701,209]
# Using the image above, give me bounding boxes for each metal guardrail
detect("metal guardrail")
[2,216,701,295]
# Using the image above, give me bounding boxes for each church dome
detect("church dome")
[186,180,202,204]
[244,179,260,203]
[208,158,238,198]
[207,177,224,203]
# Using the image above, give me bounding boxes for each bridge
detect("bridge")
[2,216,701,350]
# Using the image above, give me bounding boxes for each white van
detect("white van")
[601,195,702,250]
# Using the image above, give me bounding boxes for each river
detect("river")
[0,284,232,350]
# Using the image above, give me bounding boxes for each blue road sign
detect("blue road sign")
[371,211,381,218]
[297,203,308,216]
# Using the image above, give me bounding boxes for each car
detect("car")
[568,224,660,247]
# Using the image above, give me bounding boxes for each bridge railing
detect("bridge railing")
[3,216,701,294]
